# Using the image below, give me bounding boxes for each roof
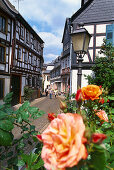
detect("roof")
[0,0,44,43]
[71,0,114,24]
[62,18,71,43]
[43,70,51,74]
[0,0,15,18]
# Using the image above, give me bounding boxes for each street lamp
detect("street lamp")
[70,27,91,89]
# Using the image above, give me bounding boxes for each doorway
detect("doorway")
[11,74,21,106]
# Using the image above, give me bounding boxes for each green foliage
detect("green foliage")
[86,39,114,95]
[24,86,33,101]
[0,92,45,169]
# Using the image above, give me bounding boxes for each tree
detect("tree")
[86,39,114,95]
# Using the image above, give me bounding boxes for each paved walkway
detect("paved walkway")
[12,95,64,138]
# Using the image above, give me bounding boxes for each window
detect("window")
[24,52,28,62]
[20,25,24,38]
[31,56,34,65]
[47,76,50,81]
[0,79,4,99]
[26,31,29,43]
[32,77,35,87]
[33,39,37,49]
[0,46,5,63]
[106,24,114,46]
[0,16,6,33]
[18,48,22,60]
[28,76,31,86]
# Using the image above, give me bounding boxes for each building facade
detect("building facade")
[50,56,61,92]
[0,0,44,105]
[62,0,114,94]
[43,62,54,92]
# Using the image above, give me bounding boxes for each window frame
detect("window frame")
[0,44,6,63]
[18,47,22,60]
[20,24,24,39]
[0,15,7,33]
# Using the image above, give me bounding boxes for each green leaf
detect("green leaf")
[0,129,13,146]
[23,133,30,139]
[0,111,7,119]
[32,158,44,169]
[17,159,25,167]
[28,107,38,114]
[38,110,45,115]
[21,101,30,110]
[0,120,14,131]
[7,151,13,157]
[108,96,114,100]
[21,111,29,120]
[17,115,22,123]
[3,92,13,104]
[30,125,35,131]
[90,145,107,170]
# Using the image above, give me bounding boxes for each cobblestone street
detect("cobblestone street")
[31,95,62,132]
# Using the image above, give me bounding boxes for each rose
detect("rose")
[48,113,56,121]
[75,89,83,101]
[41,113,88,170]
[81,85,102,101]
[92,133,107,144]
[95,110,108,122]
[99,98,105,104]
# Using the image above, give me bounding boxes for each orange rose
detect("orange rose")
[41,113,88,170]
[95,110,108,122]
[81,85,102,100]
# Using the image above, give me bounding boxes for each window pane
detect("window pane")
[0,79,4,99]
[0,46,5,62]
[3,18,6,32]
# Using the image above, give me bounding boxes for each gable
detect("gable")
[62,18,70,43]
[72,0,114,24]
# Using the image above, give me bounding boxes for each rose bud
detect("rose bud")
[92,133,107,144]
[60,101,67,110]
[99,98,105,104]
[36,134,42,142]
[75,89,84,102]
[48,113,56,121]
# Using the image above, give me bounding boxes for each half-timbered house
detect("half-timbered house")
[0,0,44,105]
[62,0,114,93]
[0,0,15,104]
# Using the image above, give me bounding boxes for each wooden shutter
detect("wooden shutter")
[106,24,114,46]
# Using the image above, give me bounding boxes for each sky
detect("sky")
[9,0,81,63]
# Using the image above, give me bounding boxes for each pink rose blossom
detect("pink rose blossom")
[41,113,88,170]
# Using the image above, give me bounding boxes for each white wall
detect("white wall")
[47,66,54,70]
[71,69,92,94]
[72,70,78,93]
[0,76,10,105]
[82,70,92,87]
[21,76,25,96]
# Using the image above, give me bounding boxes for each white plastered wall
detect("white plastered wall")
[0,76,10,105]
[82,70,92,88]
[71,70,78,93]
[71,69,92,94]
[21,76,26,96]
